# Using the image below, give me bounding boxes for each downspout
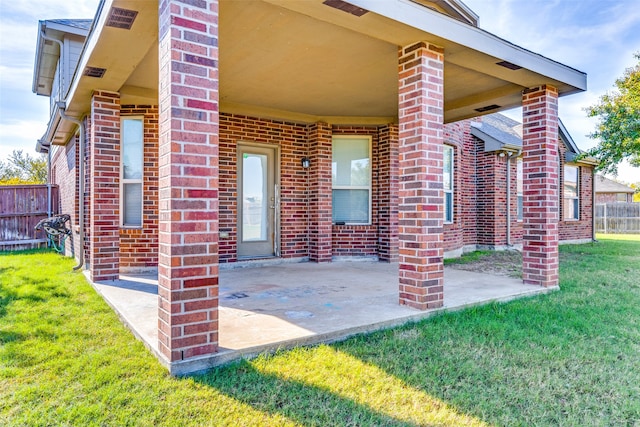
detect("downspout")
[37,139,53,218]
[48,146,52,217]
[58,104,85,271]
[505,150,521,247]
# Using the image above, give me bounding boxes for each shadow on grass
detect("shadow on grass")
[192,344,491,427]
[194,360,418,427]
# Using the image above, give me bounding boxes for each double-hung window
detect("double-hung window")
[332,136,371,224]
[516,158,523,221]
[443,145,454,223]
[563,165,579,220]
[121,117,144,227]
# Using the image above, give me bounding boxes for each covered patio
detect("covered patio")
[88,261,553,375]
[34,0,586,374]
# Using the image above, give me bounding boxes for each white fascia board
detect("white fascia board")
[350,0,587,92]
[442,0,479,25]
[558,118,581,153]
[32,20,48,94]
[64,0,110,108]
[43,21,91,37]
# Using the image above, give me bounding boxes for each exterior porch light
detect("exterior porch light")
[301,157,311,169]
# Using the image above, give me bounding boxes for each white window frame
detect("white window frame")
[443,144,454,224]
[516,158,523,221]
[331,135,372,225]
[563,164,579,221]
[120,116,144,228]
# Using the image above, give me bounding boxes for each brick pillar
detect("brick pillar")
[308,122,333,262]
[378,124,399,262]
[89,91,120,282]
[158,0,219,363]
[522,85,559,287]
[397,42,445,310]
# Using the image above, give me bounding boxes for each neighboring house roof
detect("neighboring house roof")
[471,113,598,165]
[595,175,635,194]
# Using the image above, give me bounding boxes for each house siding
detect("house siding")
[596,193,633,203]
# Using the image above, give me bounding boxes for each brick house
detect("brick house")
[33,0,592,369]
[595,175,635,203]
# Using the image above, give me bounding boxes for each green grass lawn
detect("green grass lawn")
[1,236,639,426]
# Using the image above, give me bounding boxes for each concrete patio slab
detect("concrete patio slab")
[87,261,556,375]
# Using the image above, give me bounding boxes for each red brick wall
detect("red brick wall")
[218,114,309,262]
[377,124,399,262]
[559,142,594,241]
[443,120,475,251]
[89,91,121,282]
[119,105,160,270]
[219,117,400,262]
[308,122,333,262]
[50,135,80,259]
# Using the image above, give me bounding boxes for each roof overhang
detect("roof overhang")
[47,0,587,147]
[470,123,521,153]
[32,20,91,96]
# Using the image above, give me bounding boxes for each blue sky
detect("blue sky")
[1,0,639,182]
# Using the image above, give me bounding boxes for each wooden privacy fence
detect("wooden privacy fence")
[595,203,640,234]
[0,185,60,250]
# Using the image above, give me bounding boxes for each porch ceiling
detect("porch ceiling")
[55,0,586,145]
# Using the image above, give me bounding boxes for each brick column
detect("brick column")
[378,124,399,262]
[397,42,445,310]
[158,0,220,363]
[89,91,120,282]
[522,85,559,287]
[308,122,333,262]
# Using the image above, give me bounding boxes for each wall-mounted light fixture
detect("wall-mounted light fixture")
[301,157,311,169]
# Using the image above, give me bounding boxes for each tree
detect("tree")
[0,150,47,185]
[631,183,640,203]
[583,53,640,175]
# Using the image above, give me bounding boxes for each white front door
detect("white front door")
[237,144,279,258]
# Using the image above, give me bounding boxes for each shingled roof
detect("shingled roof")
[595,175,635,193]
[47,19,93,31]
